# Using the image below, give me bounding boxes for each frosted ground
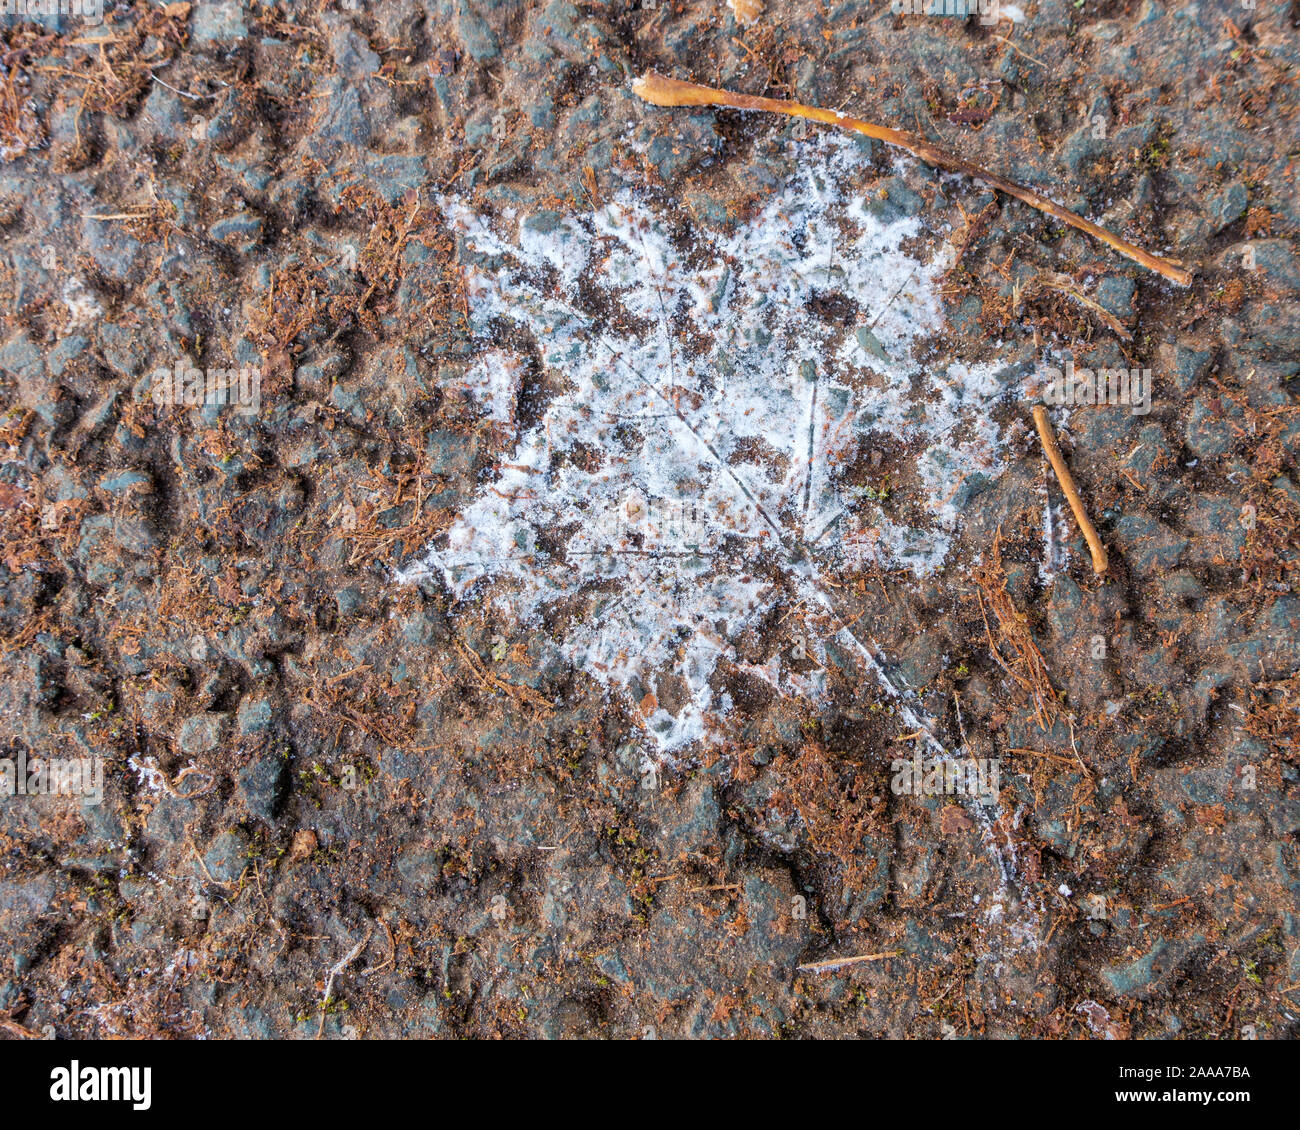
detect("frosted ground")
[401,135,1012,752]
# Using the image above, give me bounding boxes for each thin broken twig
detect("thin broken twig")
[1033,405,1108,575]
[633,72,1191,286]
[1017,270,1134,341]
[317,927,373,1038]
[797,950,901,975]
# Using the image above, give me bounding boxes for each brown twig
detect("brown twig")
[1032,406,1108,575]
[452,637,553,715]
[318,927,373,1039]
[1009,746,1091,773]
[633,72,1191,286]
[1016,270,1134,340]
[797,951,901,975]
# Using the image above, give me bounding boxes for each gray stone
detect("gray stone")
[1113,515,1187,576]
[192,2,248,43]
[203,830,250,883]
[209,212,264,252]
[236,754,283,822]
[457,1,500,62]
[1184,394,1239,460]
[654,778,720,859]
[177,712,228,755]
[1205,182,1248,233]
[237,695,274,736]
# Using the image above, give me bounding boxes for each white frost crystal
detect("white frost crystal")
[399,137,1010,751]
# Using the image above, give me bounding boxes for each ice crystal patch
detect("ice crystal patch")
[400,136,1011,751]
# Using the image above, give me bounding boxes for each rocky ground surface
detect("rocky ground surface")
[0,0,1298,1039]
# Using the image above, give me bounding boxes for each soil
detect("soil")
[0,0,1297,1040]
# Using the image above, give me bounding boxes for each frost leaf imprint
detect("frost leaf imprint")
[399,137,1011,751]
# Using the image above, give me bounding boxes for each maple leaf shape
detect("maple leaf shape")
[400,137,1011,751]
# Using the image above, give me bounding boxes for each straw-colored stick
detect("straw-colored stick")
[633,72,1191,287]
[797,950,901,974]
[1033,406,1108,575]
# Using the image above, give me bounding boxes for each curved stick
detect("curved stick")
[633,72,1191,287]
